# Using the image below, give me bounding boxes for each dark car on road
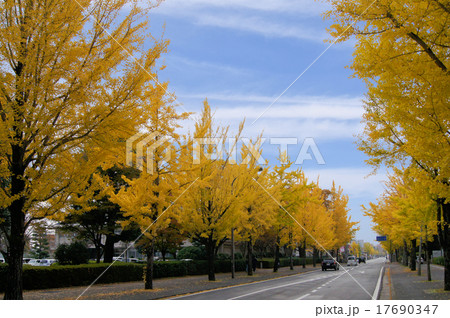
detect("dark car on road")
[322,259,339,271]
[358,257,366,263]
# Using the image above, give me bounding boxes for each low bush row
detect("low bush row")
[259,257,322,268]
[0,257,319,291]
[0,260,248,292]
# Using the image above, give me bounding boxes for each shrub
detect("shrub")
[54,244,70,265]
[432,256,444,266]
[234,253,244,260]
[216,253,231,260]
[54,242,89,265]
[176,246,207,260]
[259,257,321,268]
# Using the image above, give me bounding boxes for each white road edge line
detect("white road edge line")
[297,293,310,300]
[227,278,318,300]
[171,269,321,299]
[372,262,385,300]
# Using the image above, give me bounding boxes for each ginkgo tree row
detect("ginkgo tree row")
[79,100,359,289]
[325,0,449,290]
[364,166,439,280]
[0,0,358,300]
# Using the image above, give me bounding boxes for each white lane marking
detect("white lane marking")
[372,262,385,300]
[227,277,319,300]
[171,269,321,299]
[312,289,318,293]
[297,293,310,300]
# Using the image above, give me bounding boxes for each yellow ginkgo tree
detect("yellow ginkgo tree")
[109,82,189,289]
[176,100,258,281]
[325,0,450,289]
[236,140,277,276]
[0,0,168,299]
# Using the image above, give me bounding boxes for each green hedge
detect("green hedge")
[432,256,444,266]
[0,263,145,292]
[259,257,322,268]
[0,257,318,291]
[0,260,248,292]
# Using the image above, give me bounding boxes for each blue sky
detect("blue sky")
[143,0,386,244]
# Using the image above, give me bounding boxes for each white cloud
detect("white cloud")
[213,103,363,120]
[176,92,364,140]
[167,55,248,76]
[193,13,328,42]
[247,118,361,140]
[304,167,386,199]
[155,0,329,16]
[152,0,331,42]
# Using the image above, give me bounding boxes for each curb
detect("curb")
[166,268,321,299]
[373,262,385,300]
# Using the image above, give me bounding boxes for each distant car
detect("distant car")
[322,259,339,271]
[0,258,5,263]
[28,259,41,266]
[347,256,358,266]
[39,259,57,266]
[23,258,32,264]
[358,257,366,263]
[112,256,123,261]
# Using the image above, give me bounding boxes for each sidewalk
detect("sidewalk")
[8,265,320,300]
[379,262,450,300]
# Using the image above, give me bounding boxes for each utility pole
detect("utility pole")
[231,228,235,279]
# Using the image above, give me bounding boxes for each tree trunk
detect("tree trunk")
[104,234,115,263]
[95,245,102,263]
[144,241,154,289]
[247,239,253,276]
[410,239,416,271]
[206,240,216,281]
[418,231,423,276]
[403,240,409,266]
[4,144,26,300]
[300,240,306,268]
[289,249,294,270]
[4,201,25,300]
[312,247,318,267]
[288,232,293,270]
[425,226,432,281]
[273,235,280,272]
[437,200,450,290]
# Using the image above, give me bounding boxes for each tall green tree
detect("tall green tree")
[30,221,49,259]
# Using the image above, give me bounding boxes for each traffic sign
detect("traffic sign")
[376,235,387,241]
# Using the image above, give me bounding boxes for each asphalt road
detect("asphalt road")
[173,258,386,300]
